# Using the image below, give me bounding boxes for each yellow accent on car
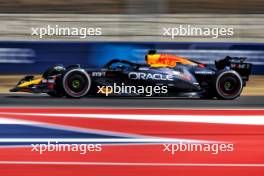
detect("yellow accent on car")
[146,53,197,68]
[17,78,43,88]
[146,54,161,65]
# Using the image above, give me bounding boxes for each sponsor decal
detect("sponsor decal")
[92,72,106,77]
[128,72,173,81]
[195,71,215,75]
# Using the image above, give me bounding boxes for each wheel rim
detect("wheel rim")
[72,79,81,89]
[217,71,242,99]
[63,69,91,98]
[224,81,231,90]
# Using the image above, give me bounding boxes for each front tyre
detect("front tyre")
[215,70,243,100]
[62,69,91,98]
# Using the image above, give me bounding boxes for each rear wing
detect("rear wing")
[215,56,252,81]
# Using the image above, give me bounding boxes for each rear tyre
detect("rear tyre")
[62,69,91,98]
[215,70,243,100]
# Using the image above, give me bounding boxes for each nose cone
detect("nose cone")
[10,87,20,92]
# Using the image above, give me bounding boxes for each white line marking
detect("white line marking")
[0,116,217,144]
[0,116,216,144]
[0,107,263,110]
[1,112,264,125]
[0,117,39,124]
[0,116,144,139]
[0,161,263,167]
[0,138,210,143]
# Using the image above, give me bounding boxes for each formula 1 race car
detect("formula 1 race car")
[10,50,252,99]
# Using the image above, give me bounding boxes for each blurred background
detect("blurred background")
[0,0,263,95]
[0,0,263,13]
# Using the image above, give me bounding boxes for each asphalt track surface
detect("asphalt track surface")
[0,93,263,109]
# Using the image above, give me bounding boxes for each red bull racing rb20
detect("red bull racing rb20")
[10,50,252,100]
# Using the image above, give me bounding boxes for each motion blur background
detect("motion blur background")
[0,0,263,95]
[0,0,263,13]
